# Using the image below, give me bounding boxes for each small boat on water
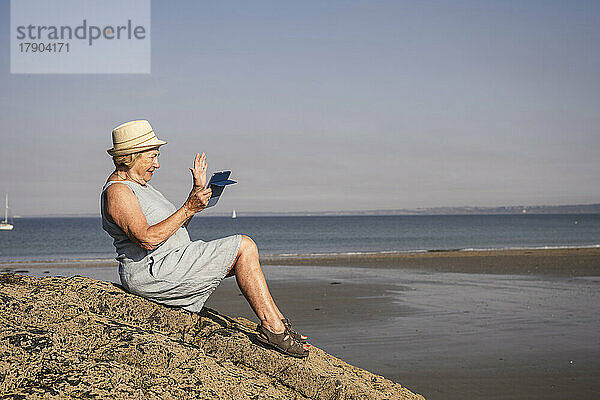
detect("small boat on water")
[0,193,13,231]
[232,209,237,219]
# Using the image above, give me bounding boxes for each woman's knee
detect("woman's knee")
[240,234,258,256]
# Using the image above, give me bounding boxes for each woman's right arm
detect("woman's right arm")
[104,183,211,250]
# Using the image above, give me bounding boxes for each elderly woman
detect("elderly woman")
[101,120,309,358]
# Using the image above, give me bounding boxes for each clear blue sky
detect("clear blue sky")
[1,0,599,216]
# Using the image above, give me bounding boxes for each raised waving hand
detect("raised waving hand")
[189,152,208,189]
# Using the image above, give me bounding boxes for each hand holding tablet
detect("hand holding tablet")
[206,171,237,208]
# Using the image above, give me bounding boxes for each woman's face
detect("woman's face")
[129,149,160,184]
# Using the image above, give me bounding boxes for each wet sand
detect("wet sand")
[261,247,600,276]
[208,266,600,400]
[2,247,600,399]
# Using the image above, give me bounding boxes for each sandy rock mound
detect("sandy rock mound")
[0,274,425,399]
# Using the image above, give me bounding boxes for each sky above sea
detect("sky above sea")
[1,0,599,216]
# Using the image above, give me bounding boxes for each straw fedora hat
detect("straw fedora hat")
[107,120,167,156]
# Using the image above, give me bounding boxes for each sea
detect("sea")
[0,214,599,263]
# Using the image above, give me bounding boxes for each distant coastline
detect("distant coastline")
[13,202,600,217]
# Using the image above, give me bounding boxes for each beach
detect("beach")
[2,247,600,400]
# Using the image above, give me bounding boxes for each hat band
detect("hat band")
[113,130,155,145]
[132,135,160,148]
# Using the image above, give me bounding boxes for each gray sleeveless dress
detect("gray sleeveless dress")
[100,180,242,313]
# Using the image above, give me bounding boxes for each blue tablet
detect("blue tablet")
[206,171,237,208]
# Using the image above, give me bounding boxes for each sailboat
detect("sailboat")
[0,193,13,231]
[231,209,237,219]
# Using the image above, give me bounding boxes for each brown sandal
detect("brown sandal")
[282,318,308,343]
[256,323,309,358]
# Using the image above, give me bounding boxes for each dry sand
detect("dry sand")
[0,274,424,399]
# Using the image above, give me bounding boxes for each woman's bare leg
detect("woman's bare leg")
[227,235,308,348]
